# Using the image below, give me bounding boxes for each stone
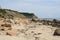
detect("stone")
[53,29,60,36]
[6,30,19,36]
[1,24,11,27]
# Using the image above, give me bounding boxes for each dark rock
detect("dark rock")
[1,24,11,27]
[31,31,35,33]
[53,29,60,36]
[38,33,41,35]
[1,29,5,31]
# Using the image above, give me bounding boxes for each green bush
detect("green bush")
[21,13,35,18]
[0,9,6,13]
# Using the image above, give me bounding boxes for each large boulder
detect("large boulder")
[53,29,60,36]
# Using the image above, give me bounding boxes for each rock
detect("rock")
[1,29,5,31]
[53,29,60,36]
[1,24,11,27]
[6,29,19,36]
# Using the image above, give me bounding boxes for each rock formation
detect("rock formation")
[53,29,60,36]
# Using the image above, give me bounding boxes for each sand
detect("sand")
[0,24,60,40]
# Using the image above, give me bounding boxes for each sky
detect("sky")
[0,0,60,18]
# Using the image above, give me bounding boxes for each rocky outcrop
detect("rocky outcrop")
[0,8,38,36]
[0,9,37,19]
